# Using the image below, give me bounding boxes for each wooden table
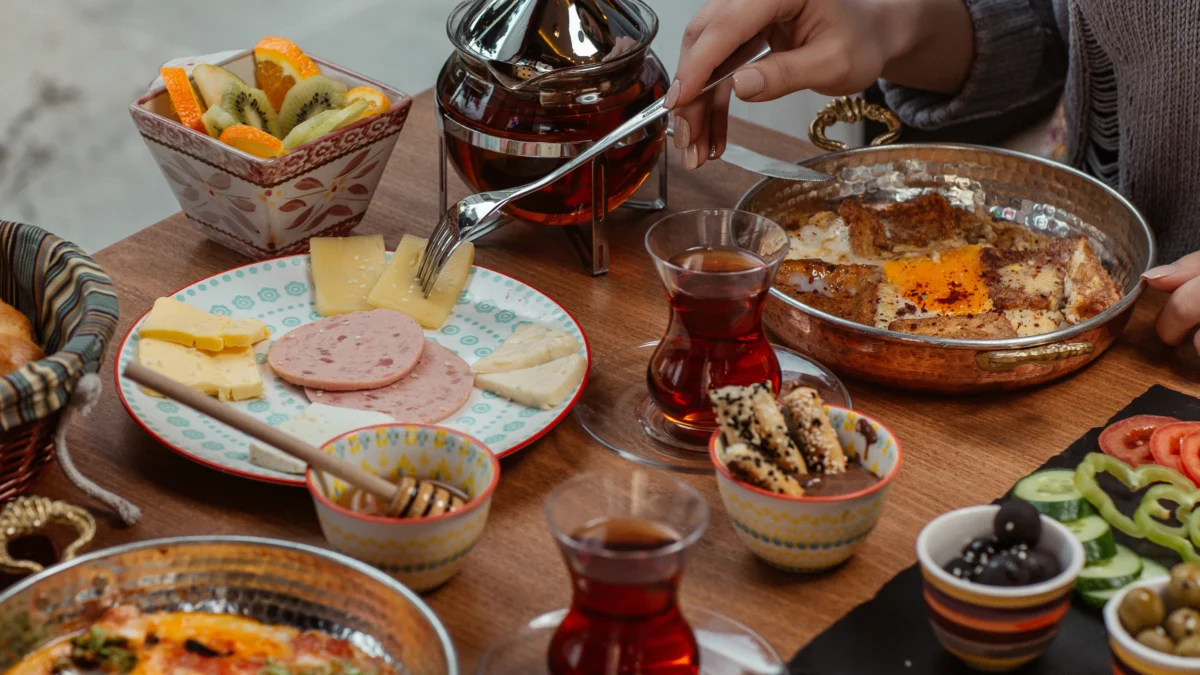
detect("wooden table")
[34,90,1200,669]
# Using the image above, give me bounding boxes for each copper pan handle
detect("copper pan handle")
[975,342,1095,373]
[0,496,96,574]
[808,96,903,152]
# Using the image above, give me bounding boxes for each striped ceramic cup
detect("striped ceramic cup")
[916,505,1085,672]
[1105,578,1200,674]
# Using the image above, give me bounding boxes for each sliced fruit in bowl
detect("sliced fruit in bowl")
[201,104,237,138]
[346,86,390,117]
[254,36,320,111]
[194,64,280,138]
[161,66,207,134]
[279,75,347,139]
[219,125,284,158]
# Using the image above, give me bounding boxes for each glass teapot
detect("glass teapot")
[435,0,669,228]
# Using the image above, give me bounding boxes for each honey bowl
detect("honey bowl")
[306,423,499,593]
[709,406,901,573]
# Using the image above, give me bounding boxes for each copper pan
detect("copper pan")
[734,98,1154,393]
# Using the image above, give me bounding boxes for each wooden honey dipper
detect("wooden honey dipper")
[124,362,468,518]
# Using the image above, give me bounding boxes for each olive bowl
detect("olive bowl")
[1105,578,1200,674]
[916,505,1085,672]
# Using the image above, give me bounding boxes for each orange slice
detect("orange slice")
[219,125,284,158]
[345,87,391,117]
[161,67,208,135]
[254,36,321,111]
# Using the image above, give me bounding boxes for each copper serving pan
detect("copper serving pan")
[734,99,1154,393]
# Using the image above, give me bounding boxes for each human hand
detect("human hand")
[1144,253,1200,350]
[665,0,894,170]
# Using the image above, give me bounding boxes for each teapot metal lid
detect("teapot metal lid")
[447,0,658,91]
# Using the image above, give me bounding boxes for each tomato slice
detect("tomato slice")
[1099,415,1180,465]
[1149,422,1200,473]
[1182,433,1200,485]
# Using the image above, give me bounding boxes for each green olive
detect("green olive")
[1120,587,1167,636]
[1177,635,1200,657]
[1166,608,1200,642]
[1169,564,1200,609]
[1137,627,1175,653]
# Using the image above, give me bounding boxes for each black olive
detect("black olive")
[944,556,975,580]
[184,640,224,657]
[975,552,1030,587]
[962,537,998,565]
[994,500,1042,548]
[1022,550,1061,582]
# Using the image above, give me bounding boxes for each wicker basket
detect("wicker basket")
[0,222,118,502]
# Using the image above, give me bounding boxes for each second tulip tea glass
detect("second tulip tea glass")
[575,209,849,473]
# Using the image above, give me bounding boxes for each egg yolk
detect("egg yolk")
[882,245,992,315]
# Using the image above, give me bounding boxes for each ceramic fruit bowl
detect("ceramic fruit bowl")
[307,423,498,593]
[709,406,901,572]
[916,505,1086,672]
[129,49,412,260]
[1105,578,1200,674]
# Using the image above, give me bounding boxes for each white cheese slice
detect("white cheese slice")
[471,324,582,374]
[249,403,395,474]
[473,354,587,410]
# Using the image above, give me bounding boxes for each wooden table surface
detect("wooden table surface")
[31,89,1200,670]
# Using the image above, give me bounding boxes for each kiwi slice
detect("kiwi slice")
[192,64,244,110]
[201,105,237,138]
[220,84,280,138]
[304,100,369,142]
[278,75,347,139]
[282,110,336,151]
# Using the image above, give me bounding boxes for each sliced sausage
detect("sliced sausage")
[268,310,424,391]
[305,341,473,424]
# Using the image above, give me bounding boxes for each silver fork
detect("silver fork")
[416,33,775,296]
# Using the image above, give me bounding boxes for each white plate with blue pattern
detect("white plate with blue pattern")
[115,255,591,486]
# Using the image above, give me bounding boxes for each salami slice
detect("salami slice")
[306,341,473,424]
[268,310,424,391]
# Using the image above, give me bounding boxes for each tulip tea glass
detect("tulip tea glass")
[576,210,848,472]
[476,470,786,675]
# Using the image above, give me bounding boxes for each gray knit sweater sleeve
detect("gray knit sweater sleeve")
[879,0,1068,130]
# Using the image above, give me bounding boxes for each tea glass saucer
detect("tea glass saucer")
[574,341,850,474]
[476,607,785,675]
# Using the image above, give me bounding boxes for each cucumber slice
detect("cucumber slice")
[1077,545,1143,592]
[1014,469,1096,521]
[1080,557,1171,608]
[1064,515,1117,563]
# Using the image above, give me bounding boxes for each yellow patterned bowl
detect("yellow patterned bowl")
[709,405,901,572]
[306,423,499,593]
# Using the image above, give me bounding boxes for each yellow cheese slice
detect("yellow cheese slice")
[139,297,230,351]
[310,234,388,316]
[218,317,270,347]
[367,234,474,329]
[137,337,263,401]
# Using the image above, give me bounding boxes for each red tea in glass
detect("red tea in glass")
[545,471,709,675]
[645,211,789,434]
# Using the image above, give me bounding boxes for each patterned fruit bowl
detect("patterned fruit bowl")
[308,423,499,593]
[709,406,902,572]
[129,46,412,260]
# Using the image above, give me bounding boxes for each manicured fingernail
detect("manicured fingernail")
[684,144,699,170]
[733,69,765,99]
[675,117,690,150]
[1144,264,1177,279]
[664,80,681,109]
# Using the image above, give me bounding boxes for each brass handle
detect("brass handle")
[975,342,1095,373]
[0,496,96,574]
[808,96,903,152]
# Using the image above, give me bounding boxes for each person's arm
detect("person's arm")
[878,0,1067,130]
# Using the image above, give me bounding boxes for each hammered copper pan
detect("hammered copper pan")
[735,98,1154,393]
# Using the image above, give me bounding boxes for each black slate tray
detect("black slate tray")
[790,384,1200,675]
